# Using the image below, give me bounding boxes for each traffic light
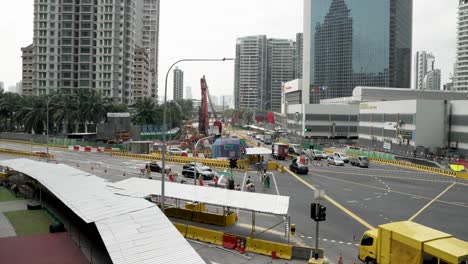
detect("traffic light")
[290,224,296,236]
[317,205,326,221]
[229,158,238,169]
[310,203,318,221]
[304,128,308,132]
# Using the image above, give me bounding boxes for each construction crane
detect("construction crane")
[198,76,222,135]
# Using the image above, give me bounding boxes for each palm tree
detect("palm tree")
[50,93,78,135]
[15,96,47,134]
[0,92,22,131]
[132,97,157,125]
[81,91,108,133]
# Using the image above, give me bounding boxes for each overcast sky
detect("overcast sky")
[0,1,458,98]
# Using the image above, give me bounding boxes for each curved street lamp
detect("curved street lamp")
[160,58,234,212]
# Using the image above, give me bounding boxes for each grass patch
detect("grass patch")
[0,187,22,202]
[4,210,53,236]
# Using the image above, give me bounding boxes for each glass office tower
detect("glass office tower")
[304,0,412,103]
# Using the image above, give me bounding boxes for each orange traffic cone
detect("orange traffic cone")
[338,253,343,264]
[239,239,245,254]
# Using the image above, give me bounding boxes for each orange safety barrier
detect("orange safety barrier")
[222,234,238,249]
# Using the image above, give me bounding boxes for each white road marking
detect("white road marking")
[347,200,358,203]
[364,198,372,201]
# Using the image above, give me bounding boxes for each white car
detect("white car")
[327,156,344,166]
[169,147,187,155]
[334,152,349,163]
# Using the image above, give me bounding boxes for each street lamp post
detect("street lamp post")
[46,94,60,162]
[161,58,234,212]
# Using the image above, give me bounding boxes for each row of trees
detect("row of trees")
[0,90,193,135]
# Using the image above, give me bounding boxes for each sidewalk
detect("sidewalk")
[0,199,29,238]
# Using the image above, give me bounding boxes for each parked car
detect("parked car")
[350,156,369,168]
[182,162,212,171]
[169,147,187,155]
[290,159,309,174]
[333,152,349,163]
[148,162,171,173]
[306,149,328,160]
[327,156,345,166]
[288,144,302,155]
[181,167,214,180]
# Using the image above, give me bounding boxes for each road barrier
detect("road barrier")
[185,225,224,246]
[370,158,459,178]
[246,237,293,260]
[172,221,306,261]
[0,148,54,160]
[164,207,237,226]
[173,222,188,236]
[222,234,238,249]
[111,150,249,171]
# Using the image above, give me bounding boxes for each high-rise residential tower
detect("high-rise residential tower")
[267,38,295,112]
[133,46,150,102]
[415,51,440,90]
[303,0,413,103]
[234,35,296,111]
[455,0,468,91]
[21,44,34,95]
[135,0,160,101]
[32,0,137,103]
[234,35,268,109]
[173,67,184,100]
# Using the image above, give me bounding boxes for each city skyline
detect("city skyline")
[0,0,459,99]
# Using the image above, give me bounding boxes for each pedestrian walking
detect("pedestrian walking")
[246,176,251,185]
[146,164,151,179]
[213,176,219,187]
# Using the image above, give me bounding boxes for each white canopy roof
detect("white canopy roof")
[245,147,272,156]
[110,178,290,215]
[0,158,205,264]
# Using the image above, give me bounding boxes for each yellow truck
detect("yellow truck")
[359,221,468,264]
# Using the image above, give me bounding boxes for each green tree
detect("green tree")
[132,97,157,125]
[15,96,47,134]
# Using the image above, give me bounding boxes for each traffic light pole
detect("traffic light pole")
[315,203,320,259]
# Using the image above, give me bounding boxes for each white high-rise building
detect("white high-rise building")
[267,38,295,112]
[422,69,441,91]
[293,33,303,80]
[414,51,435,90]
[32,0,136,104]
[455,0,468,91]
[135,0,160,101]
[173,67,184,100]
[185,86,192,99]
[21,44,34,95]
[234,35,268,109]
[234,35,295,111]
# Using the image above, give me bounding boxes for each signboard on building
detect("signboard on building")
[384,122,398,130]
[283,79,301,94]
[383,142,391,150]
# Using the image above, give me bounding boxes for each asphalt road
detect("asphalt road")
[2,140,468,264]
[239,132,468,264]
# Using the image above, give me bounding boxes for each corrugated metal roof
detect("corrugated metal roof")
[110,178,290,215]
[0,159,206,264]
[0,158,153,223]
[96,207,205,264]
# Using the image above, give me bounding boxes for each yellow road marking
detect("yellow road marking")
[408,182,457,221]
[308,172,468,209]
[285,168,375,230]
